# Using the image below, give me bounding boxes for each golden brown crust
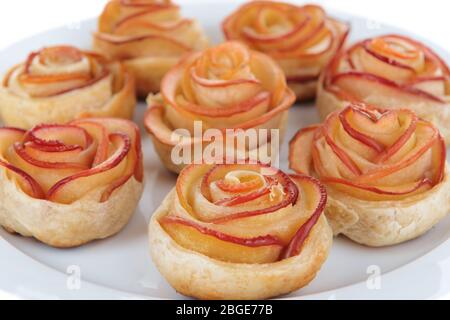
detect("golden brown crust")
[289,103,449,247]
[93,0,208,97]
[222,2,349,101]
[325,170,450,246]
[0,172,143,248]
[144,42,296,173]
[0,58,136,129]
[0,118,144,247]
[316,34,450,145]
[149,190,332,300]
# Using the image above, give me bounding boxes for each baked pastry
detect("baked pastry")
[223,1,349,101]
[0,45,135,129]
[289,103,449,247]
[317,34,450,144]
[93,0,208,97]
[0,118,143,247]
[145,41,296,173]
[149,163,331,300]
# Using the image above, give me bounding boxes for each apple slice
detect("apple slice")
[214,180,274,207]
[354,121,441,185]
[332,71,444,104]
[323,177,433,201]
[0,127,26,151]
[0,128,44,199]
[19,73,92,97]
[18,47,109,98]
[213,173,327,248]
[47,133,130,204]
[322,116,362,175]
[339,106,385,152]
[289,125,318,175]
[93,32,191,59]
[178,90,271,118]
[37,46,84,65]
[0,159,44,199]
[196,164,299,223]
[410,77,447,97]
[23,143,95,167]
[113,6,188,35]
[24,124,92,150]
[160,215,283,264]
[20,124,96,166]
[281,174,327,258]
[213,188,270,207]
[240,5,312,46]
[356,42,416,82]
[214,170,266,193]
[200,164,265,201]
[100,173,133,203]
[7,142,87,193]
[69,120,109,166]
[339,106,418,158]
[71,118,143,182]
[99,0,172,30]
[189,70,264,110]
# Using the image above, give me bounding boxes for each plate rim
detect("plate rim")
[0,5,449,300]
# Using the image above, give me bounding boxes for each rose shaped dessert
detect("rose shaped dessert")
[317,34,450,144]
[149,163,331,299]
[289,103,449,246]
[0,46,135,129]
[93,0,208,97]
[0,118,143,247]
[223,1,349,101]
[145,41,296,173]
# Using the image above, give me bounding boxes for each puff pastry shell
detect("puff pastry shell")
[223,1,349,100]
[0,118,144,247]
[149,163,332,299]
[0,46,135,129]
[145,42,296,173]
[317,34,450,144]
[289,103,449,246]
[93,0,208,97]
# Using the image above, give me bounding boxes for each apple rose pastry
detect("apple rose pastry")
[222,1,349,101]
[0,118,144,247]
[0,46,135,129]
[317,34,450,144]
[145,41,296,173]
[289,103,450,247]
[93,0,208,97]
[149,163,331,300]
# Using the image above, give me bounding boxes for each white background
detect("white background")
[0,0,449,51]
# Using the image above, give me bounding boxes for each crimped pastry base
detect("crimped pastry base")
[325,171,450,247]
[0,171,143,248]
[148,190,332,300]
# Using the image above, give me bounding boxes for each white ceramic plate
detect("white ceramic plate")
[0,2,449,300]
